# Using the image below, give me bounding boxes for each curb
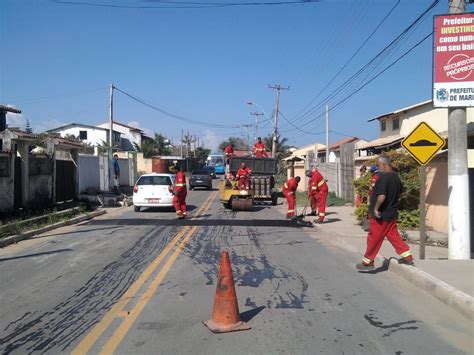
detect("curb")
[382,256,474,321]
[0,209,107,248]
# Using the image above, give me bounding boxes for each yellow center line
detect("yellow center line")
[100,192,217,354]
[71,191,216,355]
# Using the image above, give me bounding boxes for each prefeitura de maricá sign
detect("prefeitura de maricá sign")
[433,13,474,108]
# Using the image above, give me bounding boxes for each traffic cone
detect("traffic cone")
[203,251,251,333]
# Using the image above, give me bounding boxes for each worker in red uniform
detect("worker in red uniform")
[236,162,251,190]
[310,166,328,223]
[173,166,187,219]
[282,176,300,219]
[356,156,413,271]
[306,170,319,216]
[253,137,268,158]
[224,143,234,165]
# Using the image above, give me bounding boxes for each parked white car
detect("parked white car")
[133,173,176,212]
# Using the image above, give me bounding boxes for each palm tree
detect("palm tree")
[263,134,290,160]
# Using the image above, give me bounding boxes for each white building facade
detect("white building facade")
[47,123,121,147]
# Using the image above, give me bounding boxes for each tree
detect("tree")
[25,120,33,134]
[263,134,290,160]
[194,147,211,163]
[137,140,156,158]
[218,137,247,151]
[154,133,171,156]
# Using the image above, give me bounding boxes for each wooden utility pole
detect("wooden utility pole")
[268,84,290,158]
[241,124,253,150]
[325,104,329,178]
[108,83,114,192]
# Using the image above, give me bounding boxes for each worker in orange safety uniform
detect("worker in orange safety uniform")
[173,166,187,219]
[224,143,234,165]
[310,166,328,223]
[368,164,380,197]
[236,162,251,190]
[282,176,300,219]
[306,170,319,216]
[253,137,268,158]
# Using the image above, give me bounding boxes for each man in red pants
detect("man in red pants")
[356,156,413,271]
[236,162,251,190]
[310,166,328,223]
[282,176,300,219]
[173,166,187,219]
[306,170,319,216]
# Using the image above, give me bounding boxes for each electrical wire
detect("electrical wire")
[278,110,324,136]
[114,86,240,129]
[289,0,439,128]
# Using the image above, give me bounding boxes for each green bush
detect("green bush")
[353,151,420,225]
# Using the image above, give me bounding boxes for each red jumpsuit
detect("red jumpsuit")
[282,177,299,217]
[308,177,319,214]
[311,170,328,222]
[253,142,267,158]
[236,167,251,190]
[173,171,187,217]
[224,145,234,164]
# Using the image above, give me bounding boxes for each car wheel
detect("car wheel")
[134,206,141,212]
[190,186,194,190]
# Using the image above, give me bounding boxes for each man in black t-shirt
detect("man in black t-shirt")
[356,156,414,271]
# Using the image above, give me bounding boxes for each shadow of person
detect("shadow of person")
[358,257,394,274]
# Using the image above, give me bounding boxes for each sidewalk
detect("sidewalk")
[279,203,474,319]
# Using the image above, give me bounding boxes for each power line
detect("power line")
[114,86,239,129]
[289,0,439,127]
[292,0,401,119]
[51,0,322,9]
[278,110,324,135]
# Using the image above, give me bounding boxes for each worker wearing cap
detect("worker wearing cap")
[310,166,328,223]
[173,166,187,219]
[224,144,234,164]
[253,137,268,158]
[306,170,319,216]
[236,162,251,190]
[282,176,300,219]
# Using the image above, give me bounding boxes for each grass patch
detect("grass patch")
[0,205,92,240]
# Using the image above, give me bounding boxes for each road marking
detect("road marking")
[71,191,217,355]
[100,226,198,354]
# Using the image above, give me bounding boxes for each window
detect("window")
[79,130,87,140]
[137,175,173,186]
[392,117,400,130]
[381,120,386,132]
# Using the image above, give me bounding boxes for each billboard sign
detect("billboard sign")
[433,13,474,107]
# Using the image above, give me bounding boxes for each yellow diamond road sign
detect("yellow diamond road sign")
[401,122,446,166]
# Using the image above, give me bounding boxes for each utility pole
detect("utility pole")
[241,124,253,150]
[180,129,184,158]
[108,83,114,192]
[325,104,329,178]
[250,111,264,144]
[448,0,470,259]
[269,84,290,158]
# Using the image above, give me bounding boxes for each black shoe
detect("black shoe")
[356,262,375,271]
[309,211,316,216]
[398,257,415,266]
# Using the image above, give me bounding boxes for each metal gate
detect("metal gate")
[56,160,76,202]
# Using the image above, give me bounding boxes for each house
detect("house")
[317,137,364,163]
[96,121,145,151]
[357,99,474,235]
[47,123,121,149]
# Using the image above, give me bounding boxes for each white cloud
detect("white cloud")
[201,129,221,152]
[127,121,155,138]
[6,112,27,130]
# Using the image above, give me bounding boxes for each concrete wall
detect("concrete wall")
[51,127,109,147]
[97,123,142,148]
[426,156,449,234]
[78,154,100,193]
[0,153,14,214]
[136,153,153,174]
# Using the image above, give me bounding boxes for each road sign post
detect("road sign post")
[402,122,446,260]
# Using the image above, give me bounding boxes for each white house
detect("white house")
[47,123,121,148]
[96,121,144,151]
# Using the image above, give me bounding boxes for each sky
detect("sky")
[1,0,471,151]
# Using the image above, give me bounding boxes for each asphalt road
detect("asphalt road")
[0,179,472,354]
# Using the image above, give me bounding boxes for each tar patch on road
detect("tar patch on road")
[364,310,421,337]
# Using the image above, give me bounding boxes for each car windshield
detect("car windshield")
[193,170,209,175]
[137,176,172,186]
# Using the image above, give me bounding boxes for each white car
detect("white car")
[133,173,176,212]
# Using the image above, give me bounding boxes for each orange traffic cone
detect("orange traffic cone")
[203,251,251,333]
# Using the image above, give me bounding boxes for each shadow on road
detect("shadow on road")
[86,218,313,228]
[0,248,73,262]
[240,306,266,323]
[358,258,392,274]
